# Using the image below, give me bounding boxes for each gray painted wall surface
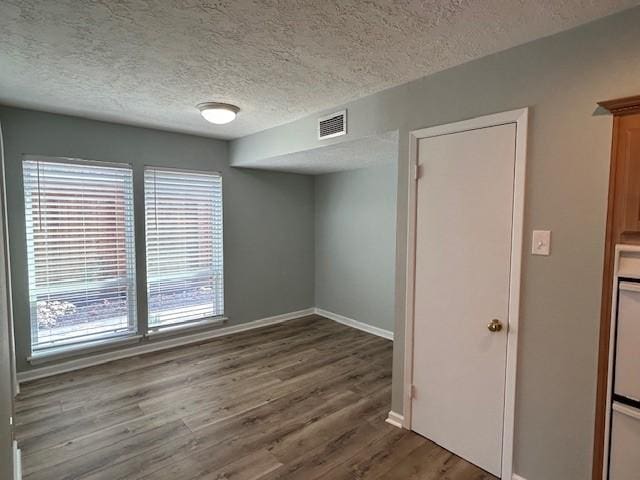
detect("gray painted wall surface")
[231,9,640,480]
[0,106,315,373]
[0,256,12,480]
[1,121,18,480]
[315,161,397,332]
[0,122,13,480]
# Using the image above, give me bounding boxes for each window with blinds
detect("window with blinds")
[144,167,224,329]
[23,158,137,351]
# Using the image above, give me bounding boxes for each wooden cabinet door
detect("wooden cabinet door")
[615,115,640,238]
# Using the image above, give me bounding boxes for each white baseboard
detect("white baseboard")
[385,410,405,428]
[512,475,527,480]
[17,307,393,383]
[13,441,21,480]
[314,308,394,340]
[17,308,315,383]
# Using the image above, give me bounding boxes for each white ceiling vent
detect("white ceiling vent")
[318,110,347,140]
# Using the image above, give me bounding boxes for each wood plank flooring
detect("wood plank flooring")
[15,315,497,480]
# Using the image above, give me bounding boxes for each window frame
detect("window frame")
[23,155,138,355]
[143,165,225,332]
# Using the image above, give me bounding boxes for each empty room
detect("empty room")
[1,2,639,480]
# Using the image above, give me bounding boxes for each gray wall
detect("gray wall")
[0,122,17,480]
[315,161,397,333]
[231,8,640,480]
[0,252,12,480]
[0,106,315,373]
[0,120,13,480]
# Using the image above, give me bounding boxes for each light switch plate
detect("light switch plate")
[532,230,551,256]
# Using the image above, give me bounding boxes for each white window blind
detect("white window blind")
[23,158,137,351]
[144,167,224,328]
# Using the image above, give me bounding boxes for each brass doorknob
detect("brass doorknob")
[488,319,503,332]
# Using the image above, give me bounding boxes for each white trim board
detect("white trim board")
[385,411,404,428]
[512,475,527,480]
[314,308,394,340]
[17,308,315,383]
[402,108,528,480]
[17,307,394,383]
[13,441,21,480]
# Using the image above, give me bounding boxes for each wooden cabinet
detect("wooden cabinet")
[594,95,640,480]
[613,113,640,238]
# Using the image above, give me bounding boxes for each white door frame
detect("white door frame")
[402,108,528,480]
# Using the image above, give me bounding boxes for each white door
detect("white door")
[411,123,516,477]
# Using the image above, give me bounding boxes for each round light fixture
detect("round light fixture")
[197,102,240,125]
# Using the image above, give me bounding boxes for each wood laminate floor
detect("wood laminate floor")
[15,315,497,480]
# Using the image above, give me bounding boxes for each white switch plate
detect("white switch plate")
[532,230,551,255]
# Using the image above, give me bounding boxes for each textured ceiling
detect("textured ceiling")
[244,130,398,175]
[0,1,636,139]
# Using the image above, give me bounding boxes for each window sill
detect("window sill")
[146,316,228,339]
[29,334,143,365]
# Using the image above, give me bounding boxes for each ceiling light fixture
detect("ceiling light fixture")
[197,102,240,125]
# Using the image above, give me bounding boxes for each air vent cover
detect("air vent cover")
[318,110,347,140]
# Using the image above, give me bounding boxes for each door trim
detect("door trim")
[402,108,528,480]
